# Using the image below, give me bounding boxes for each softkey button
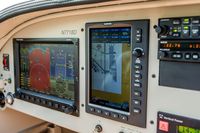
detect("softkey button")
[182,26,190,37]
[48,101,52,107]
[172,53,182,59]
[111,113,119,118]
[120,115,128,121]
[134,91,141,97]
[192,18,200,24]
[41,100,46,105]
[135,64,142,70]
[54,103,59,109]
[133,108,141,114]
[134,82,142,88]
[182,18,190,25]
[185,53,191,59]
[103,111,110,116]
[36,98,40,103]
[191,26,200,37]
[135,74,142,79]
[133,100,141,105]
[25,95,29,100]
[192,53,199,60]
[90,107,95,112]
[173,19,181,25]
[96,109,102,114]
[136,29,142,34]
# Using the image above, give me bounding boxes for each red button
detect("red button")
[159,121,169,132]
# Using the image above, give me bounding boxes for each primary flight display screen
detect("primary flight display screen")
[89,27,131,112]
[18,41,76,100]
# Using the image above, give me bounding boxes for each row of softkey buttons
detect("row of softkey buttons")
[133,63,143,114]
[171,18,200,38]
[171,52,199,60]
[89,107,128,121]
[20,94,69,113]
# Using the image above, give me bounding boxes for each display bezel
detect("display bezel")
[86,20,149,127]
[13,38,79,116]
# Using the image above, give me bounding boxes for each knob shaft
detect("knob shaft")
[133,48,143,58]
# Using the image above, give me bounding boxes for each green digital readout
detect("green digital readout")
[178,126,200,133]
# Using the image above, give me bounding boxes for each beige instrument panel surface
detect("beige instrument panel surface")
[0,1,200,133]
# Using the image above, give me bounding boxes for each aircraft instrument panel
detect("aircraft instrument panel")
[0,1,200,133]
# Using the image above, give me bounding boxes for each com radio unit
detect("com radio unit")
[14,38,79,116]
[155,16,200,92]
[86,20,149,127]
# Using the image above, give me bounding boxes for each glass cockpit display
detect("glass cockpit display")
[19,43,75,100]
[89,27,131,112]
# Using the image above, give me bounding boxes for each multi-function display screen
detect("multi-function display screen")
[89,27,131,112]
[19,43,75,100]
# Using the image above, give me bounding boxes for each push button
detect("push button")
[172,53,182,59]
[135,64,142,70]
[135,74,142,79]
[136,29,142,34]
[48,101,52,107]
[134,82,142,88]
[42,100,46,105]
[133,100,141,105]
[134,91,141,97]
[191,26,200,37]
[182,26,190,37]
[54,103,59,109]
[103,111,110,116]
[173,19,181,25]
[133,108,141,114]
[159,121,169,132]
[120,115,128,121]
[185,53,191,59]
[182,18,190,25]
[192,53,199,60]
[192,18,200,24]
[96,109,102,114]
[111,113,119,118]
[90,107,95,112]
[172,32,180,37]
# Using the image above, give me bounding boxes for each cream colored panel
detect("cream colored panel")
[0,3,200,133]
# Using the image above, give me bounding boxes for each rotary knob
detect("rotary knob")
[133,48,144,58]
[64,106,74,114]
[158,51,168,59]
[6,92,14,105]
[154,25,169,36]
[94,125,103,133]
[0,91,5,107]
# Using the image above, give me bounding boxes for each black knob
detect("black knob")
[64,106,74,114]
[0,91,5,108]
[154,25,169,35]
[133,48,143,58]
[158,51,168,59]
[95,125,103,133]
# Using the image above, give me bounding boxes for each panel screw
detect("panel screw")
[152,74,156,78]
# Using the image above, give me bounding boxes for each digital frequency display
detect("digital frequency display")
[19,43,75,100]
[177,126,200,133]
[89,27,131,112]
[160,41,200,51]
